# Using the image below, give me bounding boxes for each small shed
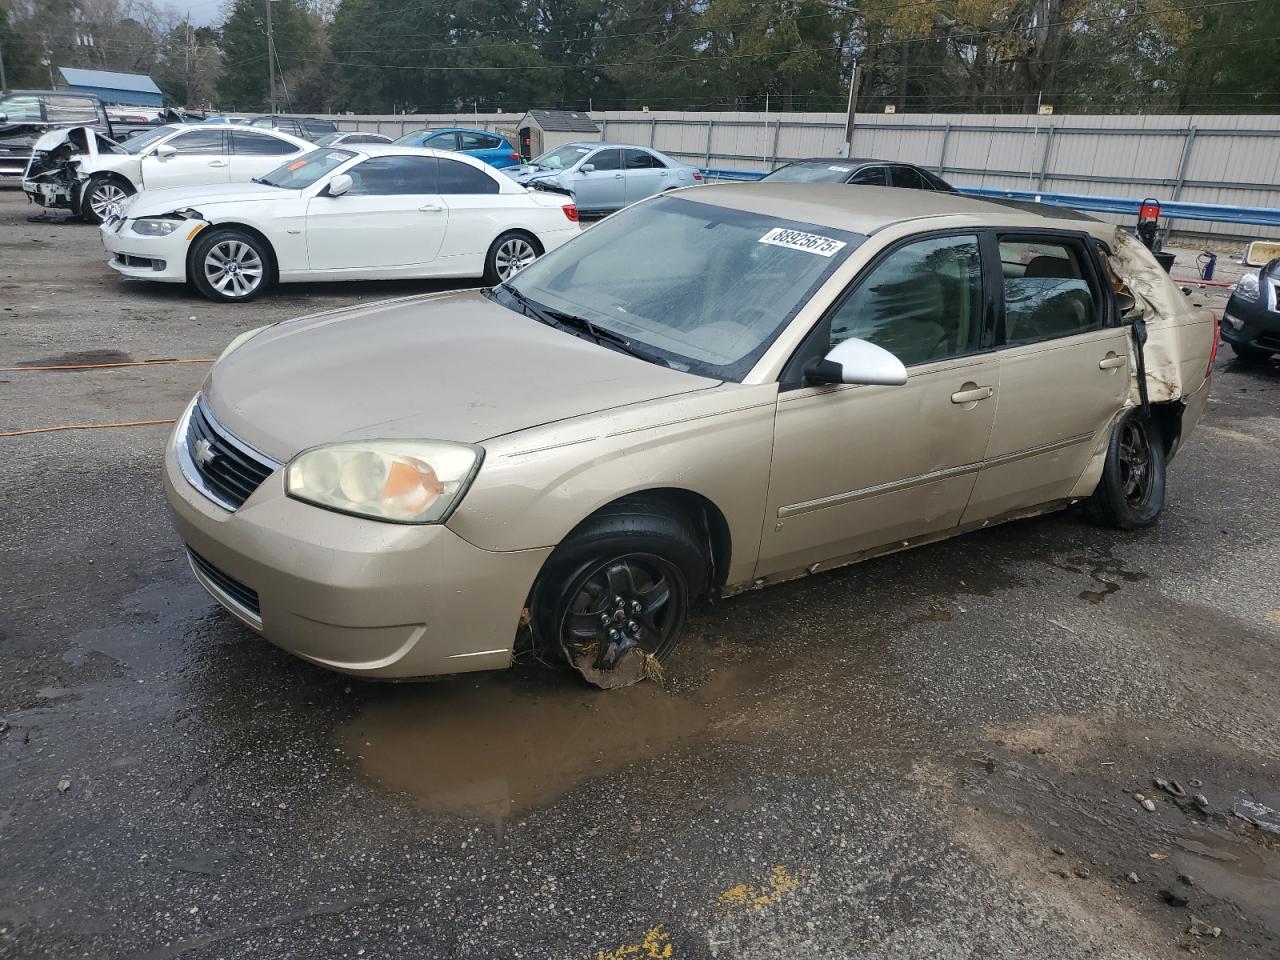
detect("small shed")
[515,109,600,160]
[57,67,164,108]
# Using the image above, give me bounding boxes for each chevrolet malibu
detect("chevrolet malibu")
[165,184,1215,688]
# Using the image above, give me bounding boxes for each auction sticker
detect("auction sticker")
[758,227,847,257]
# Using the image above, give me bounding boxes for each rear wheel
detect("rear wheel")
[1231,342,1274,364]
[483,231,541,285]
[1084,411,1166,529]
[533,499,707,688]
[79,175,134,224]
[190,228,272,302]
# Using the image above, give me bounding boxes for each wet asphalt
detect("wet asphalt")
[2,186,1280,960]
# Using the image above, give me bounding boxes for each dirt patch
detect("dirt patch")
[16,349,133,367]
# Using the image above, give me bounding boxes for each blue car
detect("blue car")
[393,127,521,169]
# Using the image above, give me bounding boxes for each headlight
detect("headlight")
[132,217,182,237]
[286,441,483,523]
[217,325,269,362]
[1235,270,1260,302]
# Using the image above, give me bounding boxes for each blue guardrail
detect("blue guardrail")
[696,168,1280,229]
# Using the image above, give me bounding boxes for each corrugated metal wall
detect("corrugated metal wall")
[318,110,1280,239]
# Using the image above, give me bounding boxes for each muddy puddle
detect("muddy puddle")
[337,654,779,820]
[1171,826,1280,935]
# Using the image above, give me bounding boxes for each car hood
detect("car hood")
[504,165,567,184]
[126,182,297,215]
[205,290,718,459]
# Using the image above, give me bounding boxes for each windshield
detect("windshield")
[257,148,354,188]
[121,126,174,154]
[531,144,592,170]
[0,95,43,122]
[502,196,862,380]
[764,162,858,183]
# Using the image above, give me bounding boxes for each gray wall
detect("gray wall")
[316,110,1280,239]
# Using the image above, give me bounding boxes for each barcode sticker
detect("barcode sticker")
[758,227,847,257]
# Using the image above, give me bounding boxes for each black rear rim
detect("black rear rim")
[559,553,686,671]
[1118,419,1153,508]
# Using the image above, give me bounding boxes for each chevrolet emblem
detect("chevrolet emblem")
[194,437,216,467]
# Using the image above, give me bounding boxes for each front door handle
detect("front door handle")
[1098,352,1126,369]
[614,173,624,179]
[208,160,227,167]
[418,203,443,212]
[951,384,994,404]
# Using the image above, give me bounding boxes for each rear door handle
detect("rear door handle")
[1098,352,1126,369]
[208,160,227,167]
[419,203,443,212]
[951,384,994,404]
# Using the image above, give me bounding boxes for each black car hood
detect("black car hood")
[0,122,53,148]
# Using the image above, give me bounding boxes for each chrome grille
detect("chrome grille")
[179,396,280,511]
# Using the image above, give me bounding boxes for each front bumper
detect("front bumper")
[100,217,191,283]
[162,407,551,678]
[1222,291,1280,354]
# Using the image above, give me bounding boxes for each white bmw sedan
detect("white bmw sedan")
[99,145,583,302]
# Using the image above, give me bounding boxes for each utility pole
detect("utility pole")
[843,59,860,158]
[264,0,277,113]
[0,33,7,91]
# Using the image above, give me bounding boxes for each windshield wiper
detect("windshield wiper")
[495,284,666,367]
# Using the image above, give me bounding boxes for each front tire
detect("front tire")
[190,228,272,302]
[533,499,707,688]
[79,175,135,224]
[483,231,541,285]
[1084,411,1166,529]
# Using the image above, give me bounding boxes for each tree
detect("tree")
[217,0,321,111]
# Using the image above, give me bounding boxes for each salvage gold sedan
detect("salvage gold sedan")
[165,183,1216,688]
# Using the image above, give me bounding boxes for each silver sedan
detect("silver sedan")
[504,142,703,215]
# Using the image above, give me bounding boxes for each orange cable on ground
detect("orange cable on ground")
[0,357,216,372]
[1,419,176,438]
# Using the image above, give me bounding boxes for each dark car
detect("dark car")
[0,90,113,177]
[249,115,338,142]
[1222,259,1280,363]
[761,158,954,191]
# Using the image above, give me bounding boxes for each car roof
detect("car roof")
[783,157,919,167]
[403,127,505,136]
[333,144,492,162]
[683,182,1107,237]
[4,89,97,98]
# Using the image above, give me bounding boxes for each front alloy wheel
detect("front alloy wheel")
[558,554,688,687]
[494,235,538,280]
[203,239,265,299]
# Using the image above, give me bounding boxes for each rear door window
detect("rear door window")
[438,158,499,194]
[828,234,985,365]
[459,132,499,150]
[889,166,929,190]
[232,129,296,155]
[998,237,1101,344]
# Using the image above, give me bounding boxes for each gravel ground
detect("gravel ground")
[2,184,1279,960]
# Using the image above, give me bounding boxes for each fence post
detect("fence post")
[1037,125,1056,191]
[649,114,657,147]
[770,117,782,169]
[601,117,608,139]
[1173,126,1198,200]
[938,122,951,175]
[704,119,714,168]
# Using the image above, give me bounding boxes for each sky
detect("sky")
[154,0,225,28]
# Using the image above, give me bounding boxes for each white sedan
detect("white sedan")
[23,123,313,224]
[99,145,583,302]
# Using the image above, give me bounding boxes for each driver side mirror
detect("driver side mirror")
[154,144,178,160]
[325,173,353,197]
[580,163,595,173]
[804,338,907,387]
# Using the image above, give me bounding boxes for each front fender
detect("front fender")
[448,383,778,589]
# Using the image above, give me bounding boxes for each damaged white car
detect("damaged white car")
[22,123,312,225]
